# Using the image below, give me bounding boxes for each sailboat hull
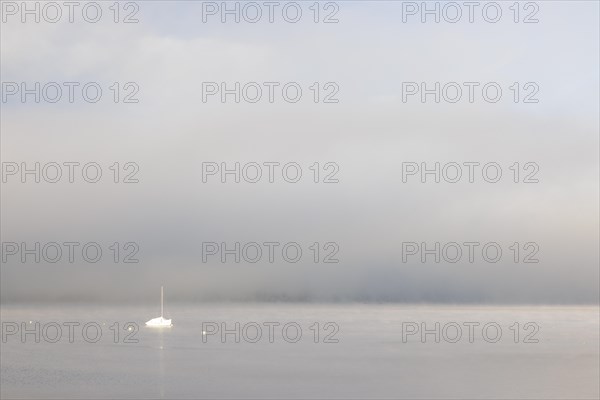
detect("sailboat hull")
[145,317,172,327]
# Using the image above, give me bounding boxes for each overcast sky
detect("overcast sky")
[1,1,598,304]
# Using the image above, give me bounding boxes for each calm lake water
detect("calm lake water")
[1,304,598,399]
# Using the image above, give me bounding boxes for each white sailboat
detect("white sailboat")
[145,286,173,327]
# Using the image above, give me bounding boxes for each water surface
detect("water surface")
[1,304,598,399]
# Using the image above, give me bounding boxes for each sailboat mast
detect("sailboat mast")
[161,286,164,317]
